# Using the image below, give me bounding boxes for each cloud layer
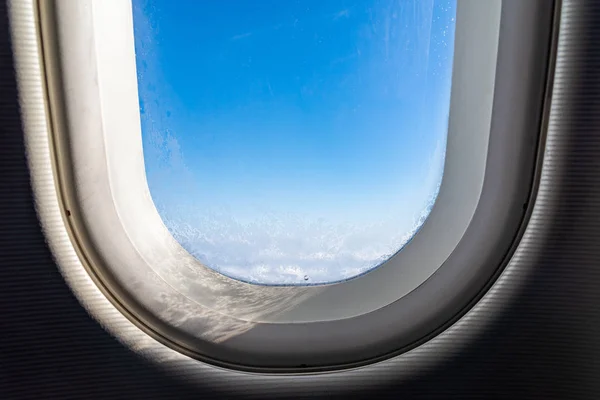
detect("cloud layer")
[157,176,441,285]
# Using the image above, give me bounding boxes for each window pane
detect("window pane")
[132,0,456,285]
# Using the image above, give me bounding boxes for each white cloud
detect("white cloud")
[333,9,350,20]
[158,187,439,285]
[231,32,253,41]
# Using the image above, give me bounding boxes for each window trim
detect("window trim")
[14,0,556,371]
[49,0,497,322]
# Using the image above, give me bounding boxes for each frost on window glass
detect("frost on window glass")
[132,0,456,285]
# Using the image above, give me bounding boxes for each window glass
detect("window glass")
[132,0,456,285]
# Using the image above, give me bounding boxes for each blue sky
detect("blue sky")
[132,0,456,284]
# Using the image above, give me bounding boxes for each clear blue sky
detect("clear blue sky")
[132,0,456,284]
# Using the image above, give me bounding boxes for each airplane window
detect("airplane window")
[132,0,456,285]
[5,0,566,390]
[21,0,541,371]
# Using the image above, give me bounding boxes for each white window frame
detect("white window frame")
[11,0,555,371]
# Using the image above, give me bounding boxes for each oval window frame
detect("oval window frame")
[14,0,556,371]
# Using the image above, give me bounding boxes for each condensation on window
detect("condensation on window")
[132,0,456,285]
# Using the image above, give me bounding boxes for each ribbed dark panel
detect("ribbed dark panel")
[1,0,600,399]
